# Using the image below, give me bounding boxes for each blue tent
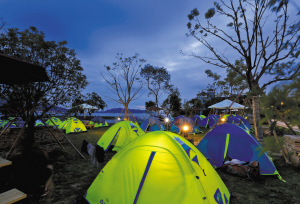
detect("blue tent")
[192,115,202,126]
[140,116,166,132]
[197,123,282,179]
[171,116,202,134]
[227,115,251,130]
[199,115,219,128]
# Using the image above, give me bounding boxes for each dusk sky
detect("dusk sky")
[1,0,299,110]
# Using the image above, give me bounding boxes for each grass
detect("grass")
[10,126,300,204]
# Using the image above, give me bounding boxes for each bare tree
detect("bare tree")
[101,53,146,120]
[185,0,300,141]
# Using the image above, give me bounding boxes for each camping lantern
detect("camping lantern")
[183,125,189,138]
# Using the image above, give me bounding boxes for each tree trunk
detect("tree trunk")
[24,116,36,148]
[252,96,264,144]
[124,105,128,120]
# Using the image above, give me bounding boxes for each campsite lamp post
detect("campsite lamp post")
[164,117,170,130]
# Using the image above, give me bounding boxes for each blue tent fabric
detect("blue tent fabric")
[199,115,219,128]
[139,117,164,132]
[197,123,278,175]
[170,125,180,133]
[199,117,209,127]
[172,116,202,134]
[91,116,106,124]
[192,115,202,126]
[149,124,160,131]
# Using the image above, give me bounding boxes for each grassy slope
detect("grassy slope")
[35,126,300,204]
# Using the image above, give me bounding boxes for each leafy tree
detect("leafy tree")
[102,53,146,120]
[186,0,300,141]
[140,64,173,107]
[145,100,156,110]
[261,76,300,135]
[188,98,204,109]
[0,17,6,30]
[162,88,182,117]
[206,58,248,98]
[68,92,106,116]
[0,27,88,145]
[182,100,192,115]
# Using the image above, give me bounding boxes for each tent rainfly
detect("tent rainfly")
[208,99,245,109]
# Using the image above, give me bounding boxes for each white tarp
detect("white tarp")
[78,103,98,110]
[208,99,245,109]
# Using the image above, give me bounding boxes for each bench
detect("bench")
[0,188,27,204]
[84,121,95,129]
[0,158,12,168]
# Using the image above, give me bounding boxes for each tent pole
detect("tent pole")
[115,108,124,124]
[34,110,64,149]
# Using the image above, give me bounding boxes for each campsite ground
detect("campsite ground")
[6,127,300,203]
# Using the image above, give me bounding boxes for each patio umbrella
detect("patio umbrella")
[78,103,98,119]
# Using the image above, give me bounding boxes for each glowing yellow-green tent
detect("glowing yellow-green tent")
[58,117,87,134]
[97,121,145,152]
[46,117,62,127]
[85,131,230,204]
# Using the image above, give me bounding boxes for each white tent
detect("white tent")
[208,99,245,109]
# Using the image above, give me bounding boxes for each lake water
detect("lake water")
[0,112,151,124]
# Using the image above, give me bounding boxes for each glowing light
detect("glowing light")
[118,117,120,120]
[281,102,284,105]
[183,125,188,131]
[165,118,169,123]
[221,118,225,122]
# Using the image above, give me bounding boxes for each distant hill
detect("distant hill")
[97,108,146,113]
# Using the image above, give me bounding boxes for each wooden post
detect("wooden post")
[6,108,36,159]
[0,118,16,137]
[34,110,64,149]
[128,109,139,124]
[47,116,86,159]
[238,106,246,126]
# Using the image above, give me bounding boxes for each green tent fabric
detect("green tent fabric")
[85,131,230,204]
[46,117,62,127]
[58,117,87,133]
[97,121,145,152]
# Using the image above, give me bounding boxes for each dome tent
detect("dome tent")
[140,116,165,132]
[91,116,108,128]
[46,117,62,127]
[58,117,87,134]
[97,121,145,152]
[199,115,219,128]
[170,116,202,134]
[197,123,282,179]
[85,131,230,204]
